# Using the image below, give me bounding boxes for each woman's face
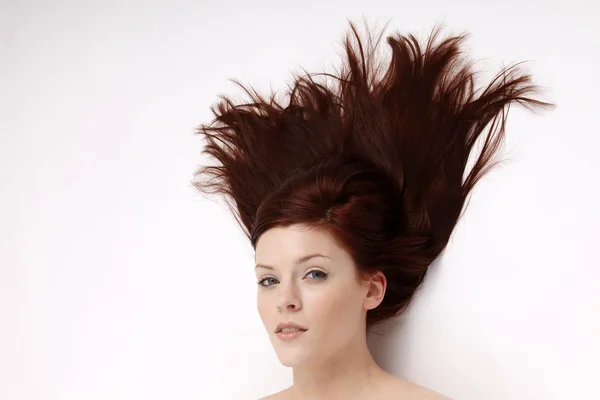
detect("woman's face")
[254,224,372,368]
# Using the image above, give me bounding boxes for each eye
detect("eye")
[257,270,328,288]
[305,269,328,280]
[257,277,278,287]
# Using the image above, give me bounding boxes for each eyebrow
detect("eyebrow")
[255,253,331,270]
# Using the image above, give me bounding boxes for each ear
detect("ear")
[363,271,386,311]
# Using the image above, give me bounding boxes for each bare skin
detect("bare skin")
[259,370,451,400]
[255,224,451,400]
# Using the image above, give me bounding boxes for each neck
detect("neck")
[290,329,387,400]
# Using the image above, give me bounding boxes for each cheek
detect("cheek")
[256,293,272,327]
[307,281,363,330]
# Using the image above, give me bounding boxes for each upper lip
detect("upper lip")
[275,322,307,333]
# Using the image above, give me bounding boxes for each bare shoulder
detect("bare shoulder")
[382,374,452,400]
[258,378,451,400]
[407,386,452,400]
[257,387,293,400]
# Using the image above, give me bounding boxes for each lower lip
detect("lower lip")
[276,329,307,341]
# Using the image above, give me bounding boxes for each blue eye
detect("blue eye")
[257,277,278,287]
[257,270,328,288]
[306,270,328,280]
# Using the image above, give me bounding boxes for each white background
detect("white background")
[1,1,599,399]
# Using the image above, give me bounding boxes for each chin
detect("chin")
[273,345,312,368]
[276,353,309,368]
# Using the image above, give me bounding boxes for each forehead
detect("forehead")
[255,224,340,262]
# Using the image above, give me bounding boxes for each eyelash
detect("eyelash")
[257,269,328,288]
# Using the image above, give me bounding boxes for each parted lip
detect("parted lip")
[275,322,307,333]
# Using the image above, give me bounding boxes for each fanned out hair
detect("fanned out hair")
[192,19,555,328]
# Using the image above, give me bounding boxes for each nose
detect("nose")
[277,281,302,312]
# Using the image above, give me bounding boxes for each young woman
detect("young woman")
[192,19,554,400]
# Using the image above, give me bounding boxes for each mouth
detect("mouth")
[275,328,307,342]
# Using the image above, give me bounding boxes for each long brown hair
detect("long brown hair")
[192,19,555,328]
